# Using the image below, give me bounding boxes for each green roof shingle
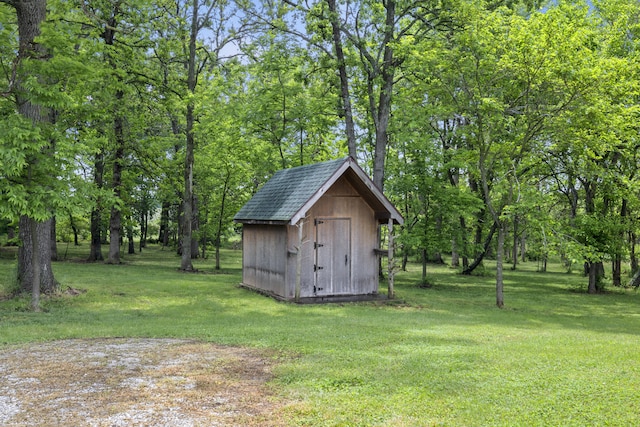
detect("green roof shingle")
[234,158,347,223]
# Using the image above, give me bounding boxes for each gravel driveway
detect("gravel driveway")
[0,338,290,426]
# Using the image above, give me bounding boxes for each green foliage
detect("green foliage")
[391,0,640,295]
[194,65,256,255]
[1,0,116,226]
[244,37,343,168]
[0,103,63,222]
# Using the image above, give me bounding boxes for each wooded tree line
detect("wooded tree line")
[1,0,639,309]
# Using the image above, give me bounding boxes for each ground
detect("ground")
[0,338,291,426]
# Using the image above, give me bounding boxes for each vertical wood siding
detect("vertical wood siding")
[242,224,287,297]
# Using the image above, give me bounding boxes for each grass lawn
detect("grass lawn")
[1,244,640,426]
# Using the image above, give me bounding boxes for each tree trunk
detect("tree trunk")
[190,193,199,259]
[139,210,148,252]
[180,0,198,271]
[460,216,469,270]
[511,215,518,269]
[127,225,135,255]
[583,181,604,293]
[50,216,58,261]
[8,0,57,304]
[372,78,392,190]
[368,0,396,190]
[613,198,628,287]
[326,0,356,158]
[612,256,622,287]
[88,204,104,261]
[159,201,170,247]
[496,222,505,308]
[70,217,79,246]
[462,221,498,275]
[102,9,124,265]
[18,216,57,295]
[465,178,489,273]
[107,137,124,264]
[451,236,459,267]
[445,158,463,269]
[215,170,231,270]
[421,248,427,284]
[30,219,41,311]
[588,261,604,294]
[631,231,638,274]
[387,218,395,298]
[587,262,597,294]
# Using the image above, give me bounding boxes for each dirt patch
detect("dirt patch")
[0,338,292,426]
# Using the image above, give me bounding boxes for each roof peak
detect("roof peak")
[234,156,403,225]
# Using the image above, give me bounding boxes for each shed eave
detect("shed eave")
[375,211,404,225]
[233,218,290,225]
[288,212,306,226]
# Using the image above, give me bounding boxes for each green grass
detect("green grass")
[2,244,640,426]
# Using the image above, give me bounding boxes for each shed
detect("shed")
[234,157,404,303]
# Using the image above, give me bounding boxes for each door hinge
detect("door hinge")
[315,219,324,225]
[314,242,324,249]
[314,264,324,272]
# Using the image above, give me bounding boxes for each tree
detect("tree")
[253,0,454,187]
[387,87,484,279]
[180,0,201,270]
[244,36,340,168]
[0,0,59,310]
[196,61,278,268]
[325,0,356,157]
[402,3,601,305]
[69,0,149,264]
[148,0,247,271]
[536,1,640,293]
[545,63,639,292]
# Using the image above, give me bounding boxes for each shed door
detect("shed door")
[314,218,351,295]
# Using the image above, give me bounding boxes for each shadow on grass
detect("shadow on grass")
[4,247,640,347]
[395,261,640,338]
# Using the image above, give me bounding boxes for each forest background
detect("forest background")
[1,0,640,310]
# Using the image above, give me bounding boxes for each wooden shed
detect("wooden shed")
[234,157,403,303]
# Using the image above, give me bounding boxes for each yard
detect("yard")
[1,245,639,426]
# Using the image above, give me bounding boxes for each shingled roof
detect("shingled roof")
[234,157,403,225]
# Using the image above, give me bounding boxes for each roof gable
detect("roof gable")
[234,157,403,225]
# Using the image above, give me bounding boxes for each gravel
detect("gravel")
[0,338,289,426]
